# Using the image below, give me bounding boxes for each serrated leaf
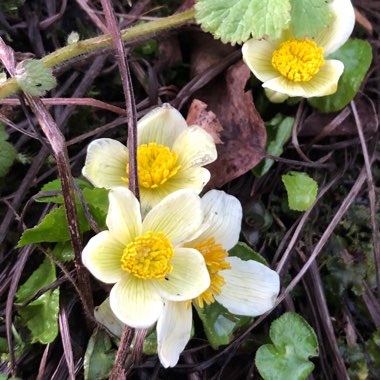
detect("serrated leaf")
[16,59,57,96]
[253,114,294,177]
[308,39,372,112]
[195,301,252,349]
[195,0,291,45]
[256,312,319,380]
[0,139,17,177]
[37,178,92,203]
[282,171,318,211]
[229,242,268,266]
[84,330,116,380]
[290,0,333,38]
[18,205,89,246]
[16,258,59,344]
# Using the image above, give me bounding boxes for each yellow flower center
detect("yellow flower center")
[192,238,231,308]
[123,143,181,189]
[271,39,324,82]
[121,231,174,280]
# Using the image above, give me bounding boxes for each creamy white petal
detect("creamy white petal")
[138,104,188,148]
[82,138,128,189]
[157,301,192,368]
[110,276,163,328]
[107,187,142,246]
[94,298,124,338]
[142,190,203,246]
[242,38,281,82]
[264,88,289,103]
[172,126,217,169]
[138,168,211,216]
[154,248,210,301]
[215,257,280,316]
[189,190,242,251]
[82,231,125,284]
[161,167,211,194]
[315,0,355,56]
[262,59,344,98]
[300,59,344,97]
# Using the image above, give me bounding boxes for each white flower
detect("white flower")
[156,190,280,367]
[82,187,210,328]
[82,104,217,212]
[242,0,355,100]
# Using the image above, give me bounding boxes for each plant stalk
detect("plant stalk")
[0,9,196,99]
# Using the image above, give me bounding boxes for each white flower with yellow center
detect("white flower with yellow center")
[82,104,217,212]
[242,0,355,101]
[156,190,280,367]
[82,187,211,328]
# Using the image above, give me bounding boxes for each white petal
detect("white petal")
[82,231,125,284]
[262,60,344,98]
[189,190,242,251]
[82,138,128,189]
[172,126,217,169]
[157,301,192,368]
[242,38,281,82]
[138,168,211,216]
[138,104,188,148]
[316,0,355,56]
[264,88,289,103]
[300,60,344,97]
[154,248,210,301]
[142,190,203,246]
[110,276,163,328]
[94,298,125,338]
[107,187,142,246]
[215,257,280,316]
[161,167,211,194]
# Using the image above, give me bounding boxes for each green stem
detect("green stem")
[0,9,195,99]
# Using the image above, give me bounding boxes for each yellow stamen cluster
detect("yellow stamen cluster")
[121,231,173,280]
[192,238,231,308]
[123,143,180,189]
[272,39,324,82]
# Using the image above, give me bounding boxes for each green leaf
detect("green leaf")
[143,329,158,355]
[290,0,333,38]
[18,205,89,246]
[82,187,109,229]
[37,178,92,203]
[16,258,60,344]
[195,0,291,45]
[282,171,318,211]
[256,312,319,380]
[229,242,268,266]
[253,114,294,177]
[15,59,57,96]
[0,336,8,353]
[308,39,372,112]
[18,181,108,246]
[84,330,116,380]
[0,124,17,178]
[51,241,75,262]
[0,139,17,177]
[195,301,252,349]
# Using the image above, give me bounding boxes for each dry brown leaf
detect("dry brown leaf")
[189,60,266,188]
[186,99,223,144]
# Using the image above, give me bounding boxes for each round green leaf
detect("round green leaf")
[282,171,318,211]
[256,312,319,380]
